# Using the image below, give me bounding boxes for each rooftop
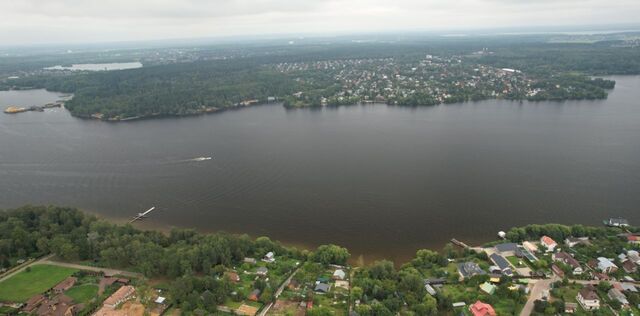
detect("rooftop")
[541,235,557,246]
[579,286,599,301]
[469,300,496,316]
[103,285,135,307]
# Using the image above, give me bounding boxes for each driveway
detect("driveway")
[520,277,556,316]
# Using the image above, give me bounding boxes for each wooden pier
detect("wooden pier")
[450,238,471,249]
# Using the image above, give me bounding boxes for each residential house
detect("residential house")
[314,282,330,293]
[52,277,77,294]
[628,250,640,264]
[480,282,496,295]
[593,272,613,281]
[425,284,437,296]
[622,260,637,274]
[494,243,521,257]
[540,236,558,252]
[103,285,136,309]
[522,241,538,253]
[564,302,578,314]
[256,267,268,276]
[565,237,589,248]
[551,264,565,278]
[577,285,600,311]
[36,295,77,316]
[263,252,275,263]
[333,269,346,280]
[596,257,618,274]
[469,301,496,316]
[335,280,349,290]
[608,288,629,308]
[101,277,129,286]
[457,262,486,280]
[317,276,330,284]
[628,235,640,245]
[520,247,539,262]
[243,257,257,264]
[489,253,513,276]
[488,265,502,274]
[226,271,240,282]
[248,289,261,301]
[620,283,638,293]
[424,277,447,285]
[552,252,583,275]
[22,294,45,313]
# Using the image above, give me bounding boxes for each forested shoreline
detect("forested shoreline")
[1,38,636,121]
[2,205,639,315]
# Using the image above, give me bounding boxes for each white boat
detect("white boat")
[193,156,212,161]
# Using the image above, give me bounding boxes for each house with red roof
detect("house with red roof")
[540,236,558,252]
[469,300,496,316]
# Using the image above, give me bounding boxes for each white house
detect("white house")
[263,252,275,263]
[564,237,589,248]
[256,267,268,276]
[332,269,346,280]
[597,257,618,274]
[540,236,558,252]
[577,286,600,311]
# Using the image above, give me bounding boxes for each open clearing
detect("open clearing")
[66,284,99,303]
[0,264,78,302]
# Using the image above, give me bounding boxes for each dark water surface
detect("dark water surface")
[1,76,639,263]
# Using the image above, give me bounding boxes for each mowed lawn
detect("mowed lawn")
[0,264,78,302]
[65,284,99,303]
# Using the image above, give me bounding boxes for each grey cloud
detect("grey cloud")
[0,0,638,45]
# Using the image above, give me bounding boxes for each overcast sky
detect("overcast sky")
[1,0,639,45]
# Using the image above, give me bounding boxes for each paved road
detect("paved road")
[520,277,556,316]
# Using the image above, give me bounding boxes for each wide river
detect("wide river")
[1,76,639,263]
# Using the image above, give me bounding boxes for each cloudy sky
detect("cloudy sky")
[1,0,639,45]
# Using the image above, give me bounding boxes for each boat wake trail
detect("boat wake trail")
[166,156,213,164]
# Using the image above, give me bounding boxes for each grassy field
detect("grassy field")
[554,284,582,303]
[506,256,527,268]
[66,284,99,303]
[0,264,78,302]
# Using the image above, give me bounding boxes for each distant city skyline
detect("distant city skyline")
[1,0,639,45]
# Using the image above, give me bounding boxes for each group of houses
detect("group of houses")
[21,276,82,316]
[453,232,640,313]
[20,273,136,316]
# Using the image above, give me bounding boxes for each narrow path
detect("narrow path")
[37,259,143,278]
[258,268,300,316]
[0,253,143,285]
[0,254,54,283]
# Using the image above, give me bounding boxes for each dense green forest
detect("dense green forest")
[477,42,640,75]
[5,59,302,119]
[1,36,638,120]
[0,206,349,313]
